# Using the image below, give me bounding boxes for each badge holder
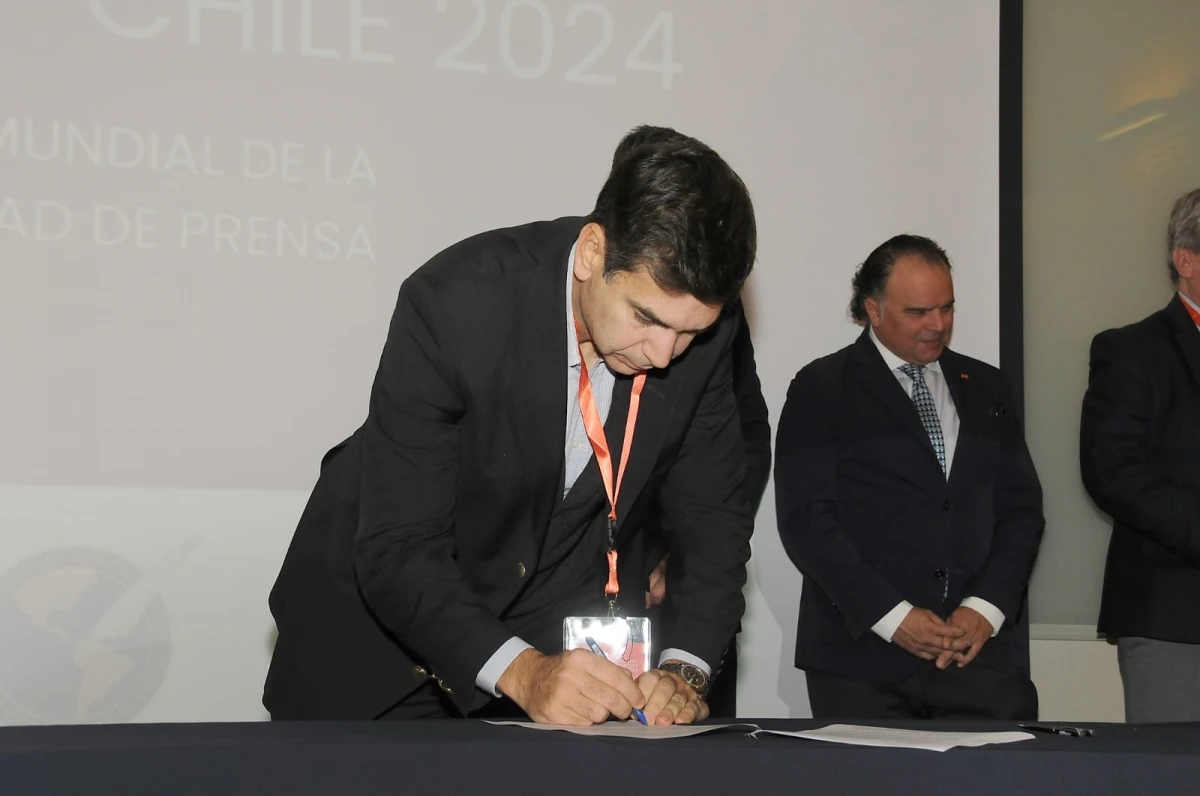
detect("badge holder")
[563,614,651,678]
[564,541,651,678]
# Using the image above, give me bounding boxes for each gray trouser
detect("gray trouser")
[1117,636,1200,723]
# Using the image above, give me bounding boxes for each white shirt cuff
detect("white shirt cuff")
[477,637,534,697]
[658,648,711,676]
[871,600,914,643]
[960,597,1005,637]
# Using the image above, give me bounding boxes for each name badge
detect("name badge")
[563,615,651,678]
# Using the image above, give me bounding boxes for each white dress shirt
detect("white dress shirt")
[1180,291,1200,329]
[476,245,709,698]
[866,327,1005,642]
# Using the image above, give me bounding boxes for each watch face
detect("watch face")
[662,662,707,692]
[679,664,706,688]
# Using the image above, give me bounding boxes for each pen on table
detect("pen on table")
[1018,724,1094,737]
[584,636,648,725]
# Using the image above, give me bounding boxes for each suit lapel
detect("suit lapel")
[561,360,671,549]
[1166,297,1200,389]
[850,331,942,470]
[513,223,582,547]
[939,349,981,486]
[611,368,676,533]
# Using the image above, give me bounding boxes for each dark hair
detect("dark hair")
[610,125,690,167]
[590,126,756,307]
[849,234,952,325]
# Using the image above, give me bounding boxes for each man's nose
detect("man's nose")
[646,330,676,369]
[927,309,950,333]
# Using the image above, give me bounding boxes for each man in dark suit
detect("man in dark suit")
[612,126,771,718]
[775,234,1043,719]
[264,127,758,725]
[1080,188,1200,723]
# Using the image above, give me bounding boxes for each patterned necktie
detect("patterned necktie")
[899,364,946,475]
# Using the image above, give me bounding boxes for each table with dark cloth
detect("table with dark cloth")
[2,719,1197,795]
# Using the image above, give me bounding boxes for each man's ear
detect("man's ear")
[864,295,883,327]
[575,223,607,282]
[1173,247,1196,282]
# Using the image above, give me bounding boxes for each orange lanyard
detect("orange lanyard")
[1182,295,1200,326]
[576,328,647,604]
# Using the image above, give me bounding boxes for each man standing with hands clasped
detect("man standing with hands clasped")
[264,126,758,726]
[775,235,1043,719]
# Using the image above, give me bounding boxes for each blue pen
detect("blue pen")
[585,636,648,725]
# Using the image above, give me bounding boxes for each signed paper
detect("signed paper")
[484,720,758,739]
[757,724,1035,752]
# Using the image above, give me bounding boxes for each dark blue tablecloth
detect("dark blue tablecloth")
[2,718,1198,795]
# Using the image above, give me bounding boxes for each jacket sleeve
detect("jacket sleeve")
[967,377,1045,619]
[353,276,514,714]
[774,365,906,639]
[1080,330,1200,567]
[652,333,755,668]
[731,305,772,513]
[639,307,771,580]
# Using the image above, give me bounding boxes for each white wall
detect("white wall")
[1030,636,1125,723]
[1,1,1002,725]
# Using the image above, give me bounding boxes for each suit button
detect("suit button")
[934,569,946,580]
[516,562,527,578]
[413,666,428,678]
[943,501,952,511]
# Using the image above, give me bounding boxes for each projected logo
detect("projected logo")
[0,542,194,725]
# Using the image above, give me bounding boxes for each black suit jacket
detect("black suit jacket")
[641,302,771,570]
[264,217,754,719]
[730,304,773,511]
[1081,296,1200,643]
[638,301,768,696]
[775,331,1044,683]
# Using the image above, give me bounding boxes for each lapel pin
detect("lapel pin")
[960,373,969,380]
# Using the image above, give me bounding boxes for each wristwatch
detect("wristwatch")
[659,661,709,697]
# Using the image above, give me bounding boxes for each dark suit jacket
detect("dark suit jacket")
[641,301,771,568]
[638,301,768,699]
[730,304,773,511]
[264,217,754,719]
[775,331,1044,683]
[1081,296,1200,643]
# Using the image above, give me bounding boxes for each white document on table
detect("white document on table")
[484,720,758,739]
[757,724,1035,752]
